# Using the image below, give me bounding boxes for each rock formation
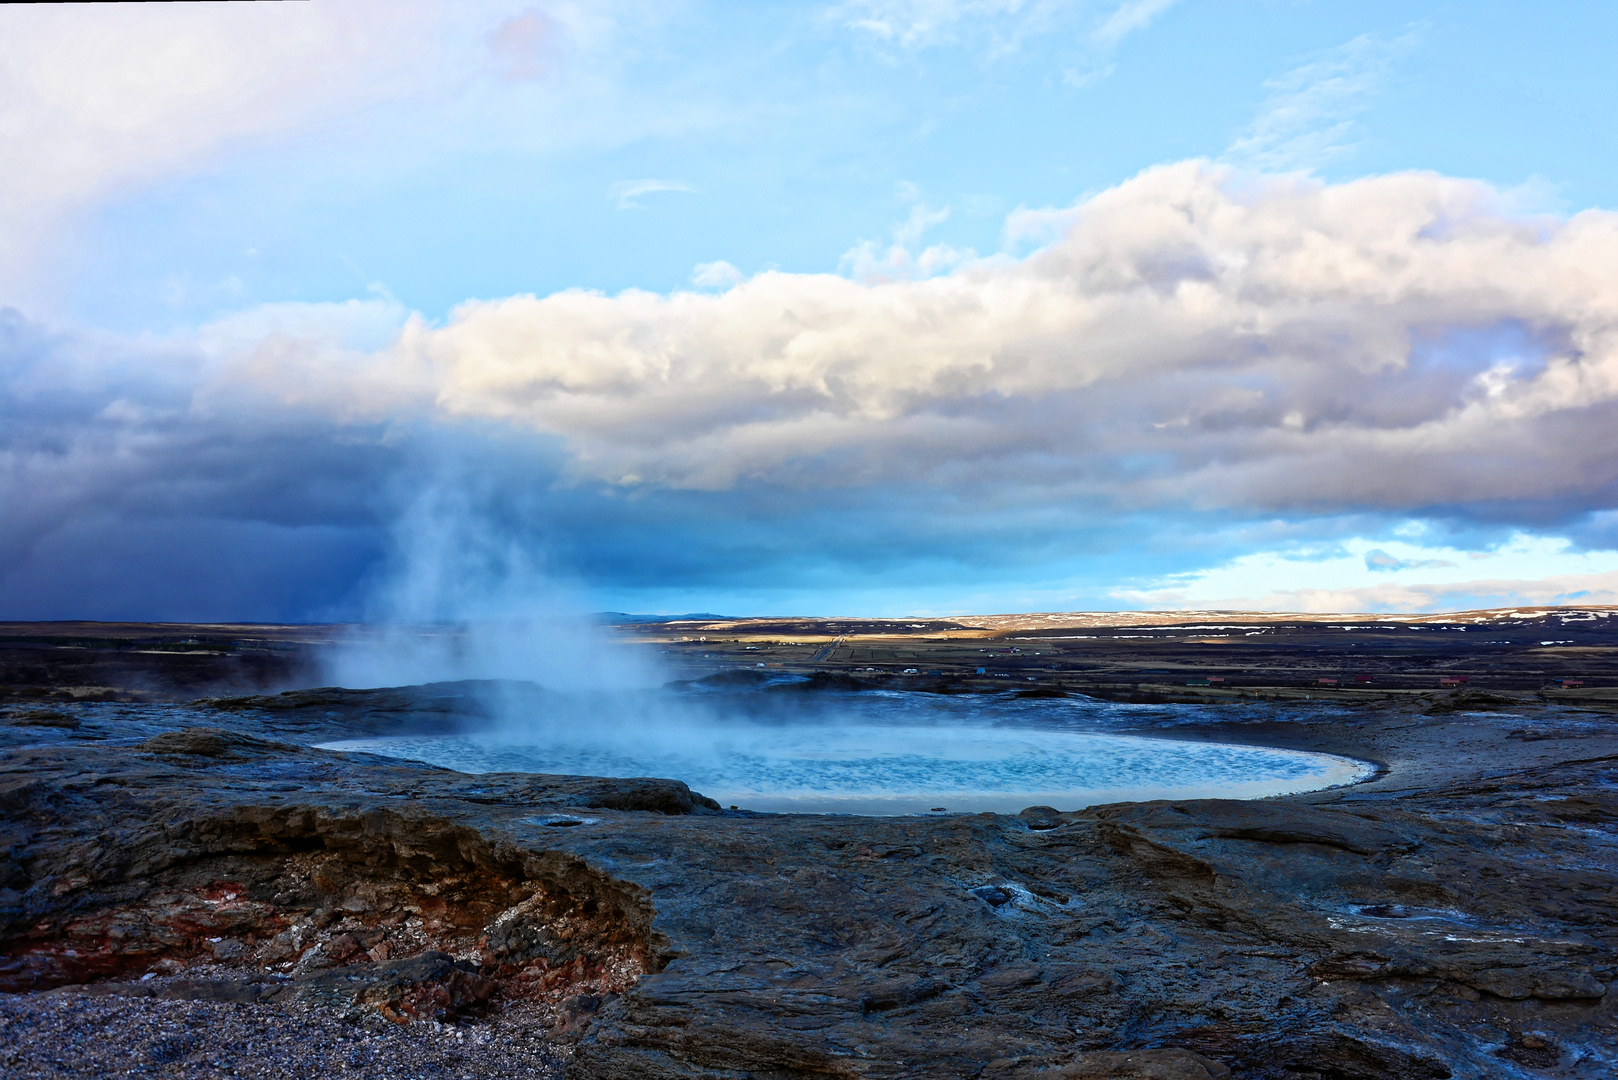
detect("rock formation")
[1,688,1615,1078]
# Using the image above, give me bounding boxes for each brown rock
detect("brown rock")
[326,934,361,962]
[134,727,299,760]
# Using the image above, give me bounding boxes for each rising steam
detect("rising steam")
[324,480,660,693]
[316,478,1374,814]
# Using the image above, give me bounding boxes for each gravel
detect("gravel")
[0,991,568,1079]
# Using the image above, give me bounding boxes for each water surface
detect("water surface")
[320,689,1371,814]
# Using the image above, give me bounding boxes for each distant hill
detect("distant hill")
[595,612,734,625]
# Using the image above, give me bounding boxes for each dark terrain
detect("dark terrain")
[1,611,1615,1078]
[621,607,1618,707]
[0,623,327,704]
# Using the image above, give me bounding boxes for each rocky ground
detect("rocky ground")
[0,987,568,1079]
[0,681,1615,1079]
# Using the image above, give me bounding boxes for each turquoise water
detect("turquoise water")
[320,689,1371,815]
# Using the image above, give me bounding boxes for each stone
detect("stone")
[134,727,300,760]
[295,952,497,1020]
[209,938,246,961]
[7,710,80,730]
[1032,1049,1230,1079]
[2,682,1616,1078]
[326,934,361,963]
[1018,806,1065,830]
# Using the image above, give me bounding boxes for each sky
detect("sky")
[6,0,1618,620]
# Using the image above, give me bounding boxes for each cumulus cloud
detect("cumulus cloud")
[10,161,1618,616]
[691,261,745,290]
[839,195,971,281]
[342,162,1618,526]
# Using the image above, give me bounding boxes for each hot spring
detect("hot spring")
[319,683,1372,815]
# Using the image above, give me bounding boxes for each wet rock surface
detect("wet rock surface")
[0,689,1615,1078]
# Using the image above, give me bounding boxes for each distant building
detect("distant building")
[1317,678,1338,686]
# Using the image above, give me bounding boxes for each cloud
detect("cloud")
[1090,0,1182,52]
[1108,531,1618,612]
[834,0,1179,67]
[608,178,696,209]
[0,2,631,312]
[1237,570,1618,615]
[691,261,744,290]
[834,0,1060,50]
[356,162,1618,525]
[1363,548,1455,572]
[839,196,972,281]
[0,2,466,307]
[12,161,1618,617]
[1225,30,1420,173]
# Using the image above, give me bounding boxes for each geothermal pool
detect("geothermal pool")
[320,690,1372,815]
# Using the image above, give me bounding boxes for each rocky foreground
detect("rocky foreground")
[0,688,1615,1079]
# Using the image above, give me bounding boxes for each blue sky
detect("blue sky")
[39,1,1618,327]
[6,0,1618,619]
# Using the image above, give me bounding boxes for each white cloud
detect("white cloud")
[834,0,1180,66]
[277,161,1618,516]
[1225,30,1419,173]
[838,197,974,281]
[691,261,744,290]
[1091,0,1182,52]
[1208,571,1618,614]
[834,0,1061,49]
[0,1,623,310]
[0,2,458,305]
[1113,534,1618,611]
[608,178,696,209]
[1363,548,1454,572]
